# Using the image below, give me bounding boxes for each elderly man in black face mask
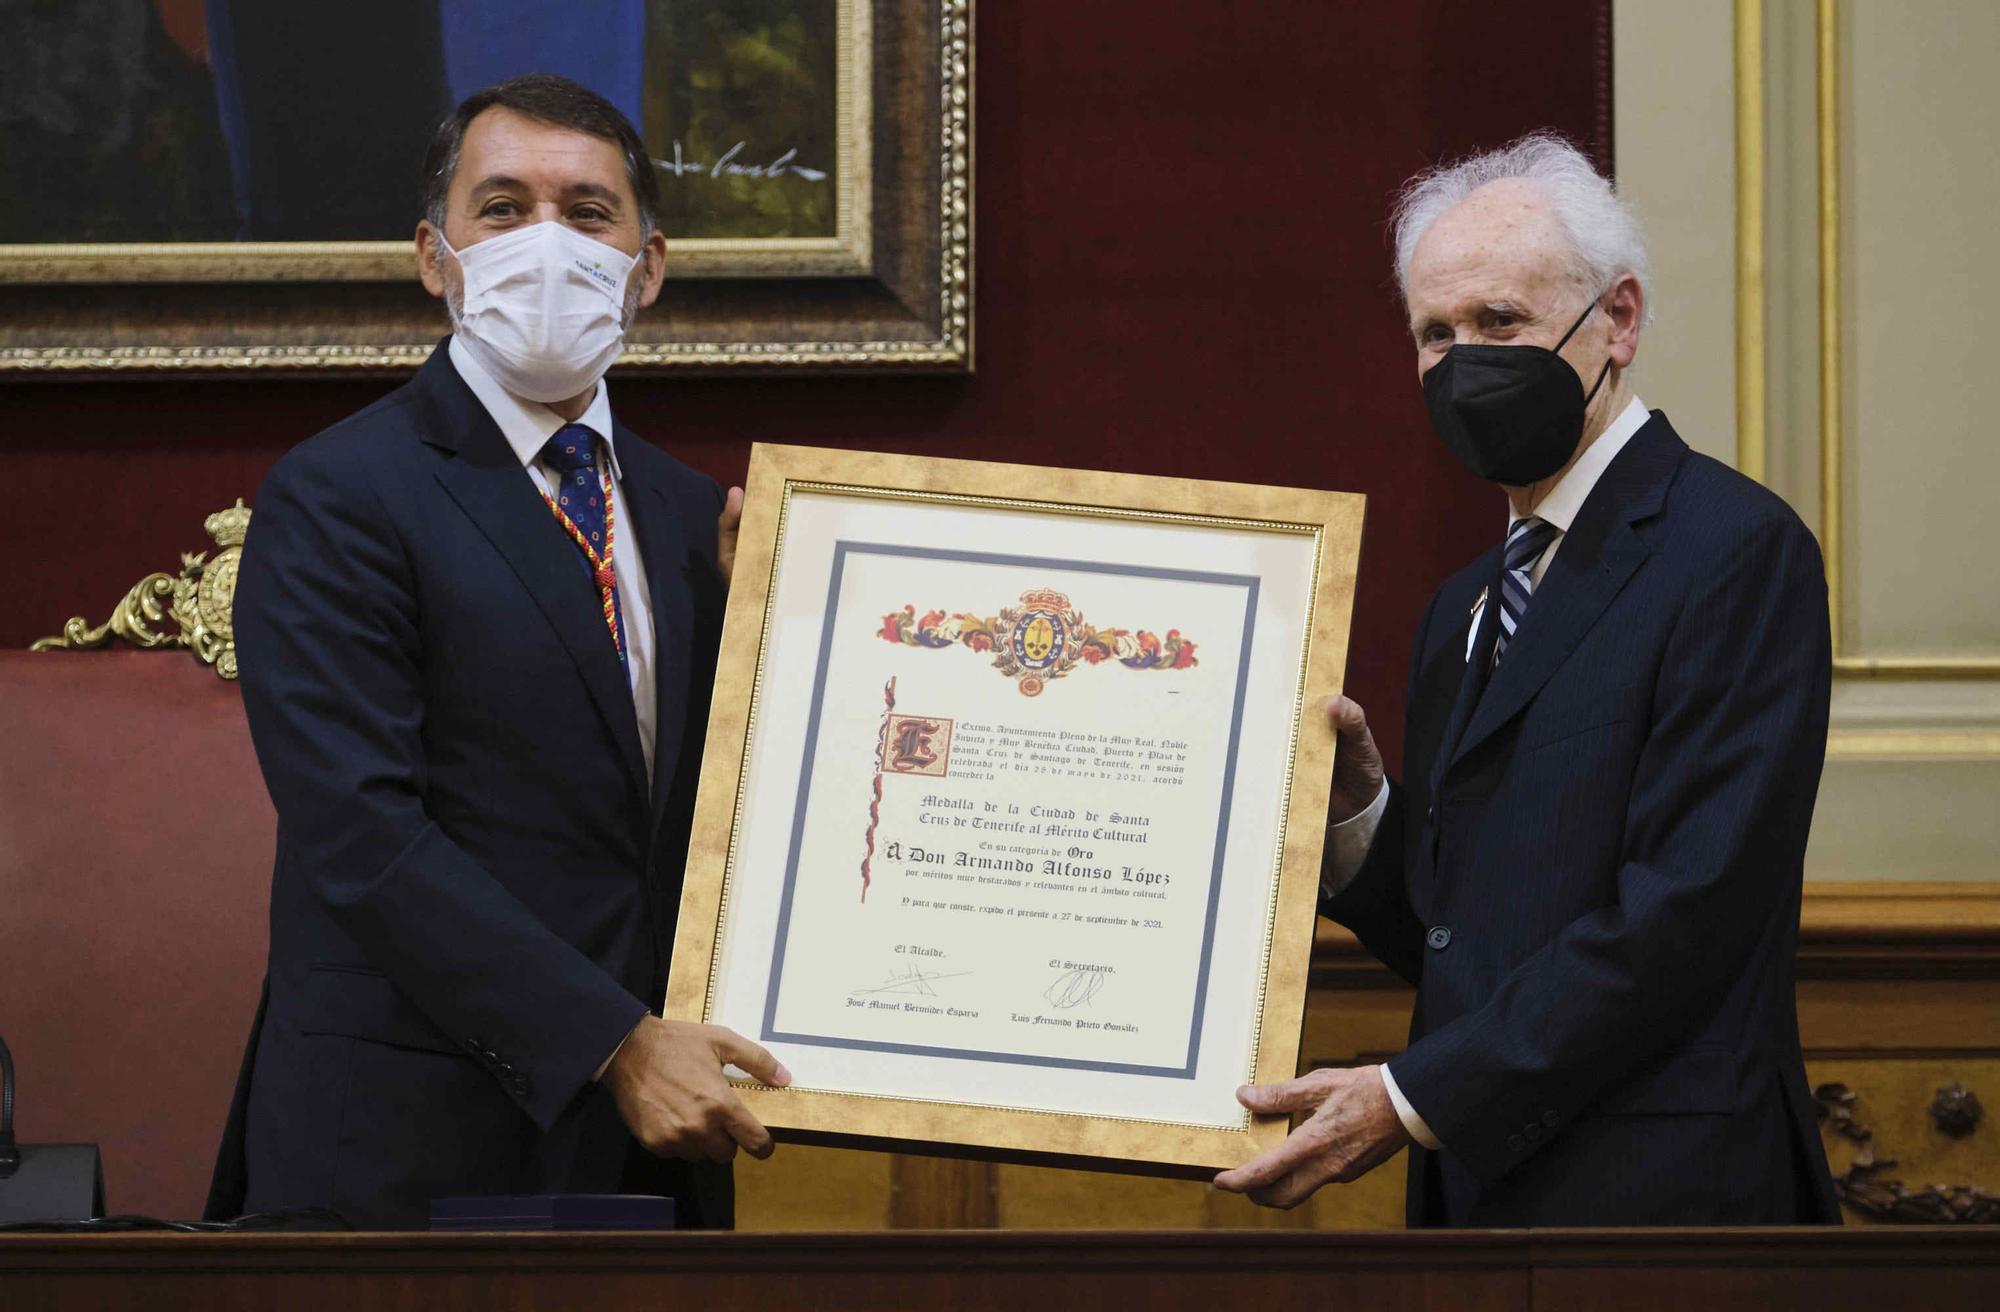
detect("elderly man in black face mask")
[1214,133,1841,1228]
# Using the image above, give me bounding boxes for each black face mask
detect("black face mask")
[1421,295,1613,485]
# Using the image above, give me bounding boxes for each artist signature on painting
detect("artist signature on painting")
[851,965,970,998]
[1043,966,1109,1010]
[656,141,829,182]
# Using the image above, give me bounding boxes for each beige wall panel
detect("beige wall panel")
[1809,758,2000,881]
[1845,0,2000,658]
[1828,677,2000,737]
[1613,0,1737,468]
[1763,0,1827,521]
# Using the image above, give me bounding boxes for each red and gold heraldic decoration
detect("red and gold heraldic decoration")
[878,588,1198,697]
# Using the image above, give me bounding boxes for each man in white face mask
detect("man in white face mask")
[214,74,779,1230]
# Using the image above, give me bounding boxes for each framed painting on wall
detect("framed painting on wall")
[0,0,971,374]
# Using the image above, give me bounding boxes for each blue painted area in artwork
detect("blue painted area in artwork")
[437,0,647,127]
[204,0,252,235]
[759,542,1262,1081]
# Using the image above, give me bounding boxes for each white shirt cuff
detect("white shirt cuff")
[593,1020,643,1082]
[1321,778,1390,899]
[1380,1063,1442,1151]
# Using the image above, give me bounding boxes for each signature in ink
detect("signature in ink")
[1044,967,1108,1010]
[852,966,970,998]
[655,141,830,182]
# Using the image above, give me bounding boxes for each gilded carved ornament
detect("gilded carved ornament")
[29,501,248,680]
[1815,1081,1998,1224]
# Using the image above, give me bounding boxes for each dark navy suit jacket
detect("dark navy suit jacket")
[1326,412,1842,1227]
[210,343,729,1228]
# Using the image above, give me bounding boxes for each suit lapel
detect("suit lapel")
[619,436,694,836]
[415,347,651,803]
[1409,590,1482,792]
[1429,551,1506,798]
[1446,415,1685,772]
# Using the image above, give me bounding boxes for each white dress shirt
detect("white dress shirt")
[447,336,658,780]
[447,337,664,1083]
[1325,395,1651,1151]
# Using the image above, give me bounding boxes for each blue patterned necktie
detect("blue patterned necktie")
[538,424,629,672]
[1493,516,1560,663]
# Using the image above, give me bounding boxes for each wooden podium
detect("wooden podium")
[2,1229,1995,1311]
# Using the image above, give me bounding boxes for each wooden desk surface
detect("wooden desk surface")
[2,1227,1996,1312]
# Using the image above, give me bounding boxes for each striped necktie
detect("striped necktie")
[1494,516,1560,663]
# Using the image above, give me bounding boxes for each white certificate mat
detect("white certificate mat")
[669,446,1363,1174]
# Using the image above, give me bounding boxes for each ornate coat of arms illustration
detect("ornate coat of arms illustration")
[878,587,1197,697]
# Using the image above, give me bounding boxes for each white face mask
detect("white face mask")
[439,221,640,403]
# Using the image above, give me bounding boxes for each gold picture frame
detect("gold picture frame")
[0,0,969,375]
[666,443,1365,1175]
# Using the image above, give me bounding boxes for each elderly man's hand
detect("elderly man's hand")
[1327,695,1385,824]
[603,1015,790,1163]
[1213,1064,1410,1208]
[718,485,744,586]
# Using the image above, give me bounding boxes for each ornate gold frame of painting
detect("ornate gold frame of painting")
[0,0,970,375]
[666,443,1365,1174]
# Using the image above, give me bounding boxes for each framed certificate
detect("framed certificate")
[666,445,1364,1174]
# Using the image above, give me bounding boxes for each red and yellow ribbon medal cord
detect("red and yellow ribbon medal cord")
[539,462,622,656]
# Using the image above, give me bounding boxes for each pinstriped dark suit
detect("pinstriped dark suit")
[1327,412,1842,1226]
[210,345,732,1228]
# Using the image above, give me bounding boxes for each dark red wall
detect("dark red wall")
[2,2,1609,773]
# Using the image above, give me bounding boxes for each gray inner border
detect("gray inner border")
[759,541,1261,1080]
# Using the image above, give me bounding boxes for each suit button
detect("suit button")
[499,1062,515,1076]
[1507,1134,1525,1153]
[1426,926,1451,950]
[1543,1110,1560,1129]
[1524,1123,1543,1143]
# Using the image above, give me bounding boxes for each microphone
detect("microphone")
[0,1034,106,1224]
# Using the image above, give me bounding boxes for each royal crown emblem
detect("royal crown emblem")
[31,500,250,681]
[879,588,1198,697]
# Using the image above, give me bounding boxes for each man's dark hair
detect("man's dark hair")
[421,73,660,235]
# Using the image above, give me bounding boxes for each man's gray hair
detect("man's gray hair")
[1391,132,1650,320]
